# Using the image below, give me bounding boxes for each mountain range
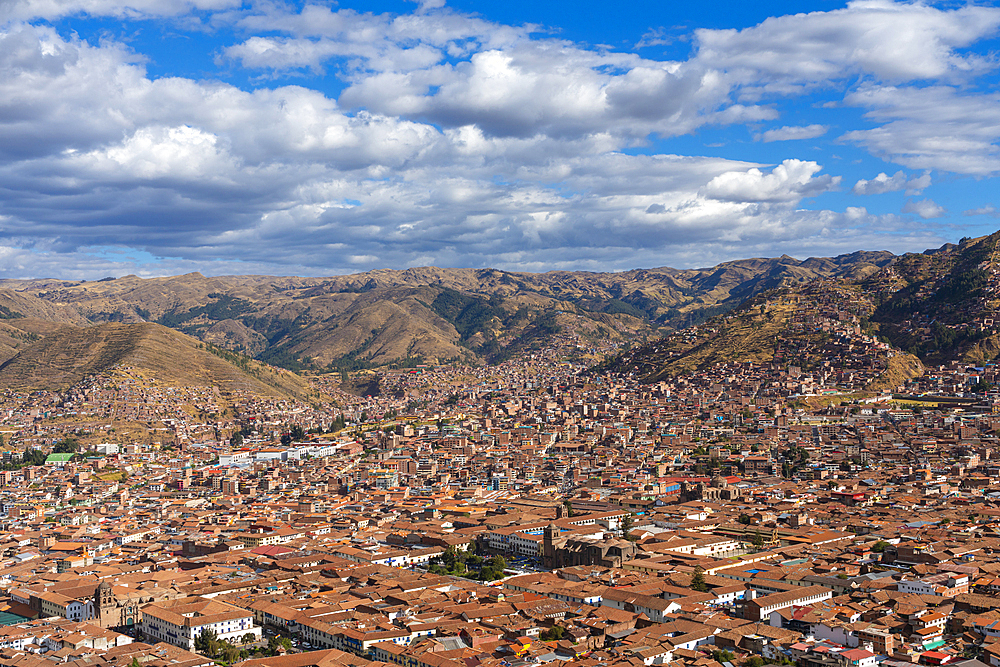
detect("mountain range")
[1,236,997,394]
[0,251,894,369]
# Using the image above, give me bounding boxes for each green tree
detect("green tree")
[752,529,765,549]
[690,565,708,592]
[622,513,635,540]
[268,636,292,654]
[22,447,45,466]
[971,379,992,394]
[195,627,219,655]
[711,650,736,663]
[53,438,80,454]
[220,643,242,663]
[231,431,244,447]
[744,657,765,667]
[539,625,566,641]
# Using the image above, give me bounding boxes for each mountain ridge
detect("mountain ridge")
[602,232,1000,385]
[0,249,899,372]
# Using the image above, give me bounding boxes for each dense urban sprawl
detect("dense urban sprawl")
[1,342,999,667]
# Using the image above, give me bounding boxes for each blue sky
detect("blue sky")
[1,0,1000,278]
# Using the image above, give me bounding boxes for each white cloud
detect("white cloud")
[0,0,238,21]
[224,4,526,74]
[842,86,1000,175]
[635,27,683,49]
[756,124,828,143]
[852,170,931,195]
[700,160,840,203]
[695,0,1000,90]
[416,0,446,12]
[964,205,1000,218]
[902,198,947,219]
[218,0,1000,176]
[0,2,994,276]
[77,126,232,180]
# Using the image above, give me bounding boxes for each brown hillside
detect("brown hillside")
[0,250,897,370]
[0,322,313,399]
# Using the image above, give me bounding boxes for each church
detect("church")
[82,579,175,630]
[541,523,641,569]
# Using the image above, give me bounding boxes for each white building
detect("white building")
[115,527,161,546]
[219,451,252,466]
[140,597,261,650]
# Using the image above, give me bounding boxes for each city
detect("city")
[3,0,1000,666]
[0,332,998,667]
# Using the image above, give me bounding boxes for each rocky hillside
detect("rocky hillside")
[601,279,924,390]
[866,232,1000,365]
[600,232,1000,385]
[0,251,896,371]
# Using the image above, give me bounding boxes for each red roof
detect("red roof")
[841,649,876,660]
[250,544,295,556]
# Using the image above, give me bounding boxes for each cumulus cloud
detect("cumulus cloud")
[755,124,828,143]
[223,4,527,74]
[902,198,947,219]
[695,0,1000,90]
[0,1,994,276]
[700,160,839,203]
[852,170,931,195]
[218,0,1000,174]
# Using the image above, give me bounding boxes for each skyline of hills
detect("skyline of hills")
[0,236,996,396]
[0,250,896,373]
